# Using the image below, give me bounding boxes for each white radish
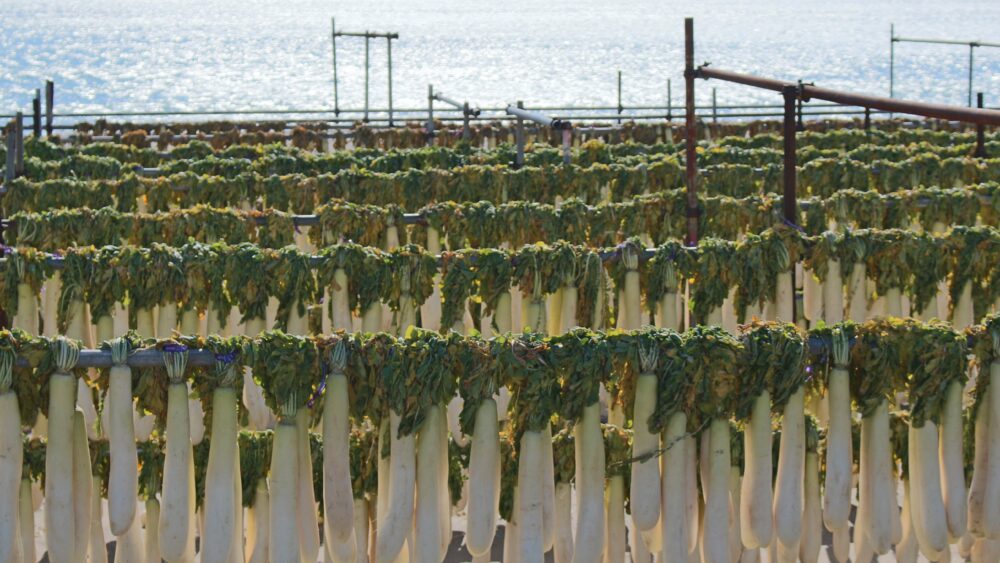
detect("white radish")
[630,359,660,532]
[323,340,355,547]
[466,399,500,557]
[159,349,192,562]
[518,431,545,563]
[46,338,80,563]
[660,412,687,563]
[0,350,22,563]
[865,401,894,555]
[354,498,369,563]
[72,410,93,563]
[572,403,605,563]
[107,338,138,536]
[295,410,320,563]
[157,302,178,339]
[18,478,33,563]
[603,474,625,563]
[940,380,967,538]
[799,450,821,563]
[703,419,731,563]
[897,479,918,563]
[773,388,804,547]
[969,374,991,536]
[822,330,851,533]
[739,391,771,549]
[414,405,445,563]
[541,425,556,553]
[146,497,162,563]
[375,411,416,563]
[202,376,240,563]
[270,414,301,563]
[553,483,573,563]
[983,360,1000,538]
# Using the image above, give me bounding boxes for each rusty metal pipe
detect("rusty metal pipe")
[684,17,698,246]
[696,65,1000,125]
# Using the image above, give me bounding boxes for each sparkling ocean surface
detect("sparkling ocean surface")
[2,0,999,121]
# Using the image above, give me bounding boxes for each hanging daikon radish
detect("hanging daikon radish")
[739,322,805,551]
[0,344,21,563]
[269,409,300,563]
[799,417,821,563]
[159,344,193,562]
[602,426,630,563]
[852,322,900,556]
[660,409,689,563]
[322,337,355,548]
[18,476,33,563]
[493,332,557,563]
[46,337,81,563]
[550,427,574,563]
[772,379,807,552]
[981,320,1000,539]
[904,323,966,557]
[969,320,1000,537]
[369,338,420,563]
[737,342,773,549]
[940,375,968,539]
[8,250,46,335]
[455,338,502,558]
[685,326,742,563]
[87,443,108,563]
[821,326,852,534]
[550,329,616,563]
[296,416,320,563]
[201,341,244,563]
[623,249,661,535]
[647,243,685,332]
[897,477,919,563]
[43,270,62,336]
[105,336,138,536]
[72,410,93,563]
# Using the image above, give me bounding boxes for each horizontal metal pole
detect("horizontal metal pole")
[893,36,1000,48]
[333,31,398,39]
[696,66,1000,126]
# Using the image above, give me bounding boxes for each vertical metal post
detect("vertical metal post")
[427,85,435,144]
[796,80,805,131]
[45,80,54,136]
[976,92,987,157]
[4,126,15,182]
[712,88,718,123]
[782,85,798,322]
[889,24,895,98]
[684,17,699,246]
[331,18,339,115]
[617,70,623,124]
[562,128,572,166]
[782,86,798,224]
[363,34,370,122]
[667,79,672,121]
[14,113,24,176]
[968,43,975,107]
[515,101,525,169]
[387,37,394,126]
[864,107,872,131]
[32,90,41,137]
[462,102,471,141]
